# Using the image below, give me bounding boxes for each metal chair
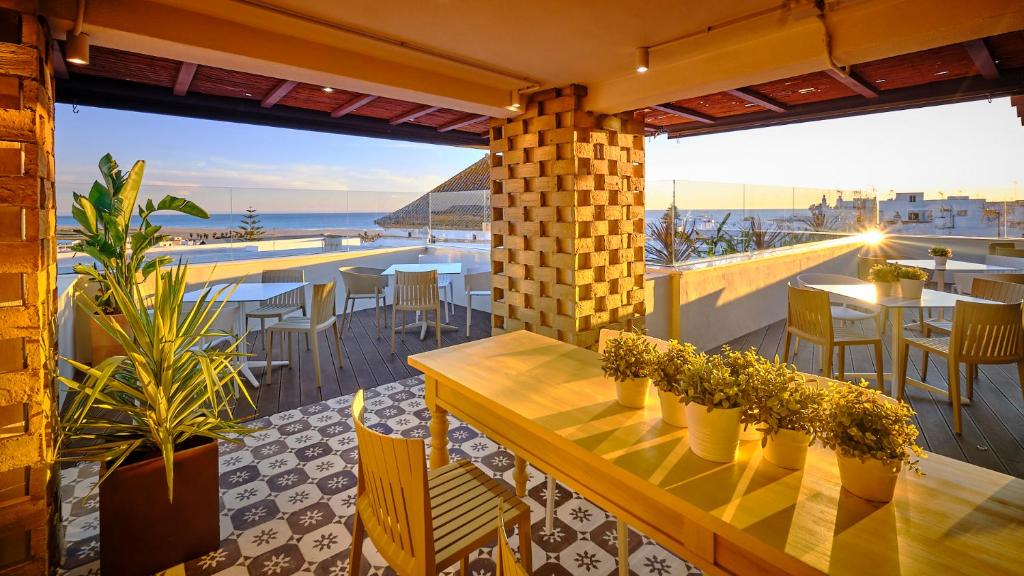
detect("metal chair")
[464,269,491,337]
[783,285,885,389]
[419,253,455,322]
[338,266,388,337]
[900,300,1024,434]
[246,269,306,351]
[391,270,442,354]
[348,389,532,576]
[264,282,342,390]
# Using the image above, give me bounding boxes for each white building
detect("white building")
[879,192,996,235]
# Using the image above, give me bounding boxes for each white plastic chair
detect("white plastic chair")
[419,253,455,322]
[464,269,490,337]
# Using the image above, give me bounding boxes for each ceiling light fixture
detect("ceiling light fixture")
[506,89,521,111]
[66,0,89,65]
[635,47,650,73]
[322,86,335,93]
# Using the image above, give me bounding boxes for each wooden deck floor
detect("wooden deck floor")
[234,303,492,420]
[723,318,1024,479]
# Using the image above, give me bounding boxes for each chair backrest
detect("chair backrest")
[786,284,833,343]
[971,278,1024,304]
[310,282,337,327]
[339,266,387,296]
[597,328,671,353]
[464,270,491,293]
[989,242,1017,255]
[262,269,305,307]
[394,270,439,311]
[796,273,868,287]
[856,256,888,281]
[496,504,528,576]
[951,300,1024,364]
[352,390,433,575]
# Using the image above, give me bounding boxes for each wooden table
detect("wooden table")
[409,331,1024,576]
[382,262,463,340]
[888,259,1014,319]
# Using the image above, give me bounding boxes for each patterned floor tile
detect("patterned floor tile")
[58,376,701,576]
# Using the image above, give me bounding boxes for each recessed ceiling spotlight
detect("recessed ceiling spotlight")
[635,47,650,73]
[797,87,816,94]
[875,79,886,83]
[322,86,335,93]
[243,92,252,97]
[934,70,949,76]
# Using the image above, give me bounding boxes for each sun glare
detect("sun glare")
[861,229,886,246]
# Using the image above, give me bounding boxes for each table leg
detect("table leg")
[617,519,629,576]
[935,270,946,320]
[514,455,527,498]
[425,376,450,469]
[890,307,903,397]
[234,303,261,389]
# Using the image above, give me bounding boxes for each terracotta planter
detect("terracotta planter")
[874,282,894,299]
[898,278,924,299]
[100,437,220,576]
[88,313,128,364]
[933,255,948,267]
[657,389,687,427]
[615,377,650,408]
[836,452,902,503]
[763,428,812,470]
[685,403,741,462]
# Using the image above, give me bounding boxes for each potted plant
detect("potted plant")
[747,361,825,470]
[721,346,766,440]
[896,265,928,299]
[651,341,696,427]
[867,263,899,298]
[929,246,952,267]
[59,263,253,576]
[69,154,209,363]
[601,331,659,408]
[679,352,747,462]
[819,382,925,502]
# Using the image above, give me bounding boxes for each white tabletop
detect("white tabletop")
[381,262,463,276]
[806,284,995,309]
[182,282,308,303]
[888,259,1014,271]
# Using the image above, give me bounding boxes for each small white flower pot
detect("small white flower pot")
[685,403,741,462]
[657,389,687,427]
[933,256,948,267]
[874,282,894,299]
[763,428,812,470]
[616,377,650,408]
[836,453,902,502]
[898,278,924,299]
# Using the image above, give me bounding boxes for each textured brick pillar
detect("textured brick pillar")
[489,85,646,348]
[0,2,58,574]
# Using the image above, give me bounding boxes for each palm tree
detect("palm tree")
[744,217,787,251]
[645,208,696,265]
[701,212,739,257]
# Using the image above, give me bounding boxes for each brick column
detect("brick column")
[489,85,645,348]
[0,3,58,574]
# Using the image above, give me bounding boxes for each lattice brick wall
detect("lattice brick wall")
[0,5,57,574]
[489,85,645,349]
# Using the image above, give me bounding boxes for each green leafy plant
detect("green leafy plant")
[600,332,659,381]
[58,263,254,500]
[928,246,952,257]
[819,382,925,473]
[69,154,208,313]
[867,263,900,283]
[678,351,747,410]
[744,359,826,446]
[896,265,928,281]
[651,341,697,393]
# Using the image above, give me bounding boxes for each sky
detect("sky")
[54,96,1024,214]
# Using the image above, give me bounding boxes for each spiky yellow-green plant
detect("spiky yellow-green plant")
[819,382,925,473]
[651,341,697,394]
[59,263,254,501]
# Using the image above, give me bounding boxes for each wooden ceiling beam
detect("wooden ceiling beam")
[725,88,787,113]
[260,80,298,108]
[173,62,198,96]
[649,103,716,124]
[389,104,441,125]
[437,114,489,132]
[824,68,878,99]
[331,94,377,118]
[964,39,1000,80]
[50,40,69,80]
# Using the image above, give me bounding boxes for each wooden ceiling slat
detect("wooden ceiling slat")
[988,31,1024,71]
[824,68,878,98]
[389,104,441,125]
[331,94,378,118]
[964,39,1000,80]
[261,80,298,108]
[650,103,715,124]
[438,114,490,132]
[726,88,787,113]
[173,62,198,96]
[190,66,278,101]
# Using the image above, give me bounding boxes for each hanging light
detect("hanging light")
[505,89,521,111]
[635,47,650,73]
[66,0,89,65]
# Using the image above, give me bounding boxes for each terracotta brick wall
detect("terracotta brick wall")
[489,85,646,348]
[0,3,57,573]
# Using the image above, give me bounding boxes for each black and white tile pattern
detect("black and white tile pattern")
[59,377,700,576]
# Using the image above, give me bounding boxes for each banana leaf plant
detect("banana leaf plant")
[58,262,254,501]
[70,154,208,314]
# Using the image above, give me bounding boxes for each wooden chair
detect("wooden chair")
[246,269,306,350]
[953,272,1024,294]
[496,504,529,576]
[338,266,388,337]
[925,278,1024,337]
[783,285,884,389]
[264,282,342,390]
[348,389,532,576]
[419,253,455,322]
[464,270,491,337]
[900,300,1024,434]
[392,270,442,354]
